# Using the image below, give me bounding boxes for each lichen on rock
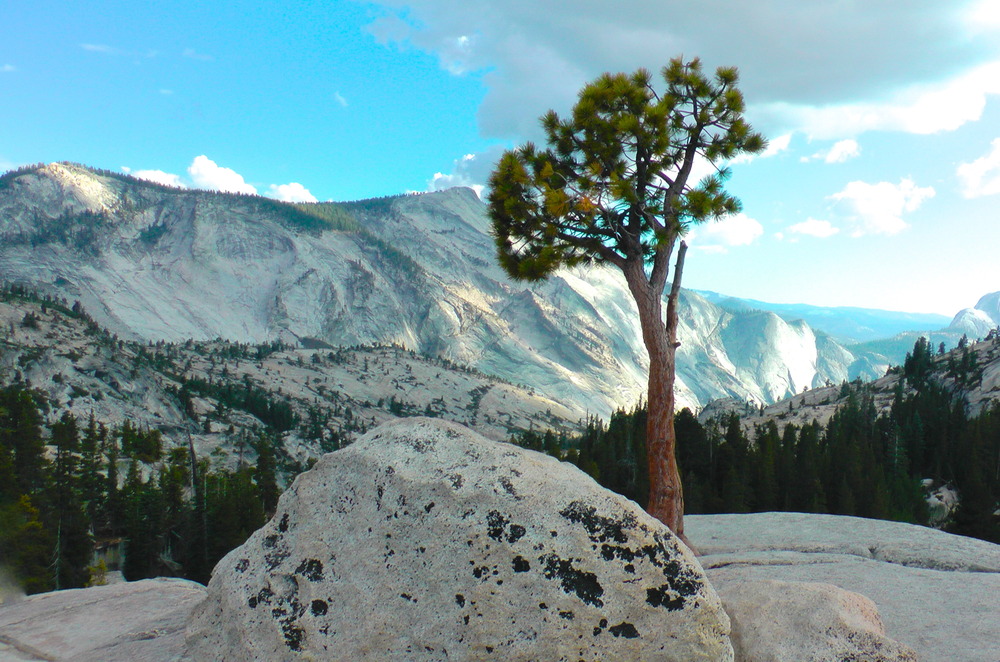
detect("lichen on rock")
[185,417,732,660]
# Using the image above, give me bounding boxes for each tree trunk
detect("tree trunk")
[621,250,690,548]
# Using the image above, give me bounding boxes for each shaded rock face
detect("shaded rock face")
[185,418,732,661]
[720,580,916,662]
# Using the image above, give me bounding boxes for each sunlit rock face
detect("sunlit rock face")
[185,418,733,661]
[688,512,1000,662]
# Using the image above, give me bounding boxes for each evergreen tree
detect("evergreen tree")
[488,57,765,539]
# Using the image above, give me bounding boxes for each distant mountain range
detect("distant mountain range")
[0,162,996,417]
[693,291,952,344]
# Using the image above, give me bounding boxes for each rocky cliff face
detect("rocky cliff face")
[0,163,889,416]
[949,291,1000,339]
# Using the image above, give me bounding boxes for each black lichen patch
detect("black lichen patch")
[235,558,249,573]
[283,623,306,651]
[263,534,279,549]
[512,556,530,572]
[486,510,509,542]
[499,476,521,499]
[400,593,416,602]
[424,501,435,513]
[449,473,465,489]
[610,622,639,638]
[278,513,290,532]
[311,599,328,616]
[541,555,604,607]
[295,558,324,582]
[558,610,574,620]
[455,594,465,607]
[645,585,685,611]
[264,549,290,572]
[250,586,274,609]
[486,510,528,544]
[559,501,635,544]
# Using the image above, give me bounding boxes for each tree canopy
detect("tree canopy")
[488,57,765,282]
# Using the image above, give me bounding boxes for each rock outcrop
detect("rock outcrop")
[687,512,1000,662]
[0,578,205,662]
[185,418,733,661]
[721,580,916,661]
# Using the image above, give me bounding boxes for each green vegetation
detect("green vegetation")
[514,339,1000,545]
[0,385,278,591]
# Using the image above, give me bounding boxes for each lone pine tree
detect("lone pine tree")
[488,57,765,542]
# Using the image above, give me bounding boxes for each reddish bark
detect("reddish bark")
[622,243,691,548]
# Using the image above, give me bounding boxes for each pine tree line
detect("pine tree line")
[514,361,1000,544]
[0,385,280,593]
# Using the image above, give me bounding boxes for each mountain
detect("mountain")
[702,328,1000,432]
[0,290,577,467]
[949,291,1000,339]
[694,290,951,344]
[0,163,905,416]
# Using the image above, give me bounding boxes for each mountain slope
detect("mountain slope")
[0,162,893,415]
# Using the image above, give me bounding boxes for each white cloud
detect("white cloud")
[828,178,935,237]
[824,139,860,163]
[1,64,15,73]
[133,169,186,188]
[159,89,174,95]
[425,146,507,197]
[762,61,1000,138]
[187,156,257,195]
[802,138,862,163]
[268,182,318,203]
[957,137,1000,198]
[688,212,764,252]
[334,92,349,108]
[787,217,839,238]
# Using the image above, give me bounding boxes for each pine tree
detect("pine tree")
[488,57,765,540]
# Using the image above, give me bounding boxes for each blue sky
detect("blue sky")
[2,1,999,316]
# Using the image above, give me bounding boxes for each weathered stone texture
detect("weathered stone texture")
[720,580,917,662]
[185,417,732,661]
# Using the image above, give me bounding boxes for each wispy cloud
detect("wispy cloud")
[786,218,839,239]
[81,43,119,55]
[334,92,349,108]
[1,64,15,73]
[957,137,1000,198]
[828,178,935,237]
[188,156,257,194]
[159,89,174,96]
[182,48,214,62]
[802,138,861,164]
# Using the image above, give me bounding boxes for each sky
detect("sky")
[2,1,999,316]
